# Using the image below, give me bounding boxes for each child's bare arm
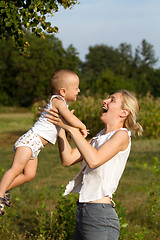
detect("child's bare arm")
[52,98,86,130]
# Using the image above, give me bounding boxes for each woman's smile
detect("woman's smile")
[102,107,108,114]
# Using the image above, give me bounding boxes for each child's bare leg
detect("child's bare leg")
[0,146,32,198]
[7,157,38,190]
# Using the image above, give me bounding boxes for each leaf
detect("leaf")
[0,1,5,8]
[6,21,12,27]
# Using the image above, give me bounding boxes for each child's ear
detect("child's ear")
[59,88,66,97]
[120,109,130,118]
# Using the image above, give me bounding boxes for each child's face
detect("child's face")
[64,74,80,102]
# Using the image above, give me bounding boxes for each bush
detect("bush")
[32,93,160,138]
[52,190,78,240]
[138,93,160,138]
[145,157,160,231]
[69,95,104,137]
[70,94,160,138]
[31,188,78,240]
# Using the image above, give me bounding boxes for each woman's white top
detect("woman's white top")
[63,128,131,202]
[32,95,68,144]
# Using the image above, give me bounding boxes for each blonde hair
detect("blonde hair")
[117,90,143,136]
[50,69,77,94]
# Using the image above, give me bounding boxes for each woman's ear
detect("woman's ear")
[120,109,130,118]
[59,88,66,97]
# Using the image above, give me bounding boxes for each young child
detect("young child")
[0,69,87,215]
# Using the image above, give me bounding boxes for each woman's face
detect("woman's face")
[100,92,124,123]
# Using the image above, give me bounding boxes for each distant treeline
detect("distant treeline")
[0,32,160,107]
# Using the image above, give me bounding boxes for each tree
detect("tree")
[95,69,136,95]
[147,69,160,97]
[83,44,120,77]
[0,33,80,106]
[63,44,80,71]
[0,0,78,54]
[80,44,121,93]
[133,39,158,69]
[117,43,133,76]
[80,41,160,96]
[131,39,158,94]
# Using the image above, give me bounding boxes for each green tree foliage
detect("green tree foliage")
[0,36,160,107]
[116,43,133,76]
[0,0,78,54]
[131,40,159,95]
[133,39,158,68]
[0,33,80,106]
[148,69,160,97]
[80,39,159,96]
[83,44,120,77]
[80,44,121,94]
[95,69,136,95]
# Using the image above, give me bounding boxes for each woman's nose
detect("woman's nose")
[103,98,110,104]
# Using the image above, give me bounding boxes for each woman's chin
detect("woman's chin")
[100,115,104,122]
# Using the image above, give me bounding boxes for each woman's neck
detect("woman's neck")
[103,123,124,134]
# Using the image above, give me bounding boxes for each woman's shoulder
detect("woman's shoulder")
[116,128,131,137]
[108,129,131,153]
[113,128,131,150]
[112,128,131,143]
[93,128,131,143]
[113,129,130,140]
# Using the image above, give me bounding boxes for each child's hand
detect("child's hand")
[80,129,90,138]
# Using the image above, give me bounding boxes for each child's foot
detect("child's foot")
[4,190,12,207]
[0,197,5,215]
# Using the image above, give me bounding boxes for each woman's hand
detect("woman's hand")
[45,107,72,132]
[45,108,89,138]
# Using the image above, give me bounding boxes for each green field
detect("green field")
[0,110,160,239]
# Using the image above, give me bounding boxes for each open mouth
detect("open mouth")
[102,107,108,113]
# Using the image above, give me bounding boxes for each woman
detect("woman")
[46,90,143,240]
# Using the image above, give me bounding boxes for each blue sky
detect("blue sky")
[48,0,160,67]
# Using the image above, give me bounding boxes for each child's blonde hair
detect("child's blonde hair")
[117,90,143,136]
[50,69,77,94]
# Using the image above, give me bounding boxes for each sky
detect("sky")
[48,0,160,68]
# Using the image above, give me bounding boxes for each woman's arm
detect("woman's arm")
[46,108,129,168]
[67,127,129,168]
[58,128,83,166]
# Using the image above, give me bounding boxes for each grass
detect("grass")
[0,109,160,239]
